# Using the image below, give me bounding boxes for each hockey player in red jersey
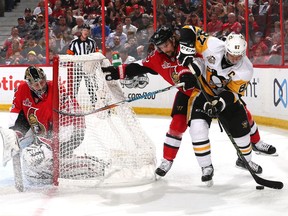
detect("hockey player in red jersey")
[4,65,85,184]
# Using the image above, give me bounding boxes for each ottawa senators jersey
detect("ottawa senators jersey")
[10,81,53,137]
[139,49,195,96]
[182,25,253,100]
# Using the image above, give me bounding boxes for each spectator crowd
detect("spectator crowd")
[1,0,288,65]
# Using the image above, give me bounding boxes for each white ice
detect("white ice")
[0,112,287,216]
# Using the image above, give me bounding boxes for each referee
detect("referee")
[67,24,98,107]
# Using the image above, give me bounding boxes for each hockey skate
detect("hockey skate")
[252,141,278,156]
[236,158,263,174]
[201,164,214,187]
[155,159,173,177]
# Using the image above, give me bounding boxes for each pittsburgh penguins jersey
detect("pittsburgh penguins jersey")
[181,25,253,101]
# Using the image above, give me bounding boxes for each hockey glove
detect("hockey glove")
[177,42,196,67]
[179,71,196,91]
[102,65,125,81]
[203,96,226,118]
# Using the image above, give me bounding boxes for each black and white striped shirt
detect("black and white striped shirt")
[67,37,97,55]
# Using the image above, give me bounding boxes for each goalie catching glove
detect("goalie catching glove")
[203,96,226,118]
[102,65,125,81]
[177,42,196,67]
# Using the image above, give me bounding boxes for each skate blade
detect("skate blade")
[255,151,279,157]
[204,180,214,187]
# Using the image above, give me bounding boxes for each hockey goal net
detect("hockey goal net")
[52,52,156,187]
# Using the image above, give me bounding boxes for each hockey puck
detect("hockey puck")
[256,185,265,190]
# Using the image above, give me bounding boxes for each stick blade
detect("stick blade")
[254,174,284,189]
[12,153,24,192]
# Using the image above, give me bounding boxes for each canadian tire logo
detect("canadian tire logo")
[273,79,287,108]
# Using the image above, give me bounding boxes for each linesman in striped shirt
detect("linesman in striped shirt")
[67,24,98,107]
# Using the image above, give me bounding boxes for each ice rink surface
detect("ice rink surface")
[0,112,287,216]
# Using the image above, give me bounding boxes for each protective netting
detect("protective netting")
[53,53,156,187]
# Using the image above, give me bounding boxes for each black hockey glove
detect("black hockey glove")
[177,42,196,67]
[179,71,196,91]
[102,66,124,81]
[203,96,226,118]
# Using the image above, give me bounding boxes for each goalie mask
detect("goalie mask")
[25,66,48,99]
[224,33,247,64]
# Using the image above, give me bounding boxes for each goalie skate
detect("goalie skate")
[201,165,214,187]
[252,141,278,156]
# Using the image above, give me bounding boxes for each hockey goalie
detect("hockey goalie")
[0,66,93,189]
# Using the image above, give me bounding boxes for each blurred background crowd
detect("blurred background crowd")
[0,0,288,66]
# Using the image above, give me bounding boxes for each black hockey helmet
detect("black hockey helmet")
[149,26,173,46]
[25,65,47,99]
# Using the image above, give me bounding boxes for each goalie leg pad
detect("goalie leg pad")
[0,127,20,166]
[22,142,53,184]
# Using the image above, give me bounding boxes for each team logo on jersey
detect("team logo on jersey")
[23,98,32,107]
[207,56,216,64]
[171,70,179,84]
[242,120,249,129]
[162,61,171,69]
[27,107,46,136]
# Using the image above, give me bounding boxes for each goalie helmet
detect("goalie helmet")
[225,33,247,57]
[25,66,47,99]
[149,26,173,46]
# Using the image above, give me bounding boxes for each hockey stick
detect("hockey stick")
[54,82,185,117]
[188,64,284,189]
[12,152,24,192]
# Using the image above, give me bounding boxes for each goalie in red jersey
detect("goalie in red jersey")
[1,65,86,185]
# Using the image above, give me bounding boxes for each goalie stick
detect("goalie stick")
[12,152,24,192]
[54,82,185,117]
[188,64,284,190]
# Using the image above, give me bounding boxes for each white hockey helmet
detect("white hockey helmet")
[225,32,247,57]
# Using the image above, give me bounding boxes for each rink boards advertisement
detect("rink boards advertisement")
[0,67,287,127]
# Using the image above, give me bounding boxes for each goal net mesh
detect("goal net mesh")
[53,53,156,187]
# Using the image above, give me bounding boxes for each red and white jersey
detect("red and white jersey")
[139,50,194,96]
[10,81,53,137]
